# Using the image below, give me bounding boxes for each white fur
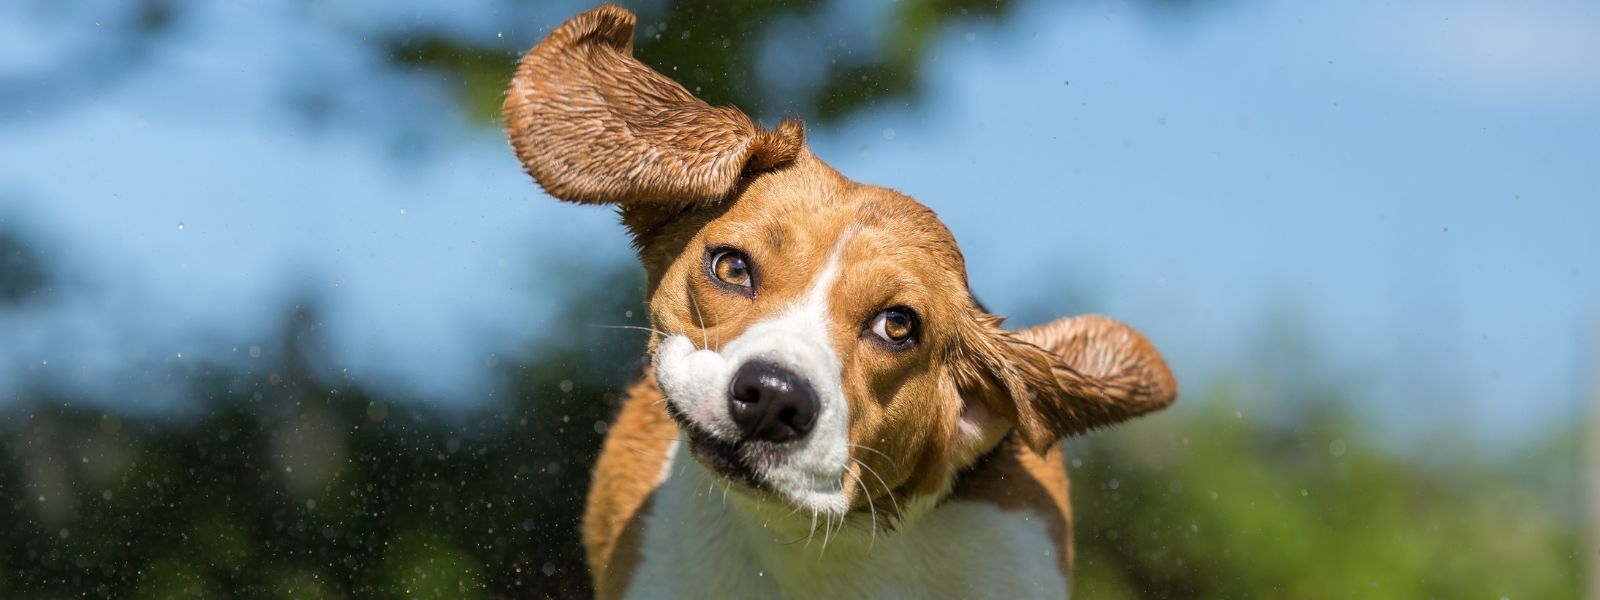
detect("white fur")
[652,233,855,516]
[627,443,1070,599]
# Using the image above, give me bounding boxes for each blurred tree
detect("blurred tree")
[0,227,49,305]
[1068,378,1582,599]
[0,259,648,597]
[391,0,1017,125]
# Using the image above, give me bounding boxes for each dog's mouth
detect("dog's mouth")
[666,404,761,487]
[664,400,773,494]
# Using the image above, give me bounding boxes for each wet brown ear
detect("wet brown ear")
[962,313,1178,454]
[502,4,804,206]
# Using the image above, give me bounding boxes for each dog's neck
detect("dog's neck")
[638,434,1069,598]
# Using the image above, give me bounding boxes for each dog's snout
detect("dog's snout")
[728,362,819,443]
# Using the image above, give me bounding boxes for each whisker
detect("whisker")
[588,324,668,336]
[849,468,879,552]
[820,511,834,555]
[712,299,723,352]
[688,293,710,350]
[854,457,903,522]
[805,506,819,549]
[847,443,898,466]
[822,509,845,556]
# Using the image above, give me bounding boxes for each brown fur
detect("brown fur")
[582,376,674,600]
[504,4,1179,596]
[503,4,803,206]
[951,433,1075,576]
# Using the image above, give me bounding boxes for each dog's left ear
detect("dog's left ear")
[959,313,1178,454]
[502,4,804,207]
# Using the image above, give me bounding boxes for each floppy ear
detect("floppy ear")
[502,4,804,206]
[961,313,1178,454]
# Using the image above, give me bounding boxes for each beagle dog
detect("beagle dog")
[503,5,1177,598]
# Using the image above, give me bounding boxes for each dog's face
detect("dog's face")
[640,159,1006,516]
[505,5,1176,520]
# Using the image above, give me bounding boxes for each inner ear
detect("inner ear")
[502,5,804,207]
[965,312,1179,454]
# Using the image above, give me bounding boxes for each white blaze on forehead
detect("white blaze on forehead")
[728,227,856,510]
[797,230,853,316]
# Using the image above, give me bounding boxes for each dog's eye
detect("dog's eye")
[868,307,919,347]
[708,248,753,289]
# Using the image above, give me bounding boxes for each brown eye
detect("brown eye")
[869,307,919,347]
[708,248,753,290]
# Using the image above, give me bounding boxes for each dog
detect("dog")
[503,5,1178,598]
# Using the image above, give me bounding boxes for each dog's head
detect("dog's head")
[505,5,1177,520]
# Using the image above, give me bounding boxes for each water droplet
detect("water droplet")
[1108,479,1120,490]
[881,128,896,140]
[541,562,557,576]
[248,345,262,358]
[177,222,185,230]
[559,380,574,393]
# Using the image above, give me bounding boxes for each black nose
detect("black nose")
[728,361,819,443]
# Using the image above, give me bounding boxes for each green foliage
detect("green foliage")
[1069,380,1582,598]
[0,228,49,305]
[388,0,1016,125]
[0,265,650,597]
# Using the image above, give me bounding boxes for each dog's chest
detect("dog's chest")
[625,446,1069,599]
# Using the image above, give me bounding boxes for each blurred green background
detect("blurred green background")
[2,0,1596,597]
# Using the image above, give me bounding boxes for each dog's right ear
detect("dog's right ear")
[503,4,804,206]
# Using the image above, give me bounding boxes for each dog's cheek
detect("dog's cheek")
[654,336,730,425]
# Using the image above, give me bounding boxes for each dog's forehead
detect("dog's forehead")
[721,154,968,274]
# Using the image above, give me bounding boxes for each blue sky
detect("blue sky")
[1,0,1595,446]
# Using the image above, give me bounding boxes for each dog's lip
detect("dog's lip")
[664,400,767,491]
[685,427,765,490]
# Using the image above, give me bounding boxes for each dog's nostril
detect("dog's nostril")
[727,361,819,443]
